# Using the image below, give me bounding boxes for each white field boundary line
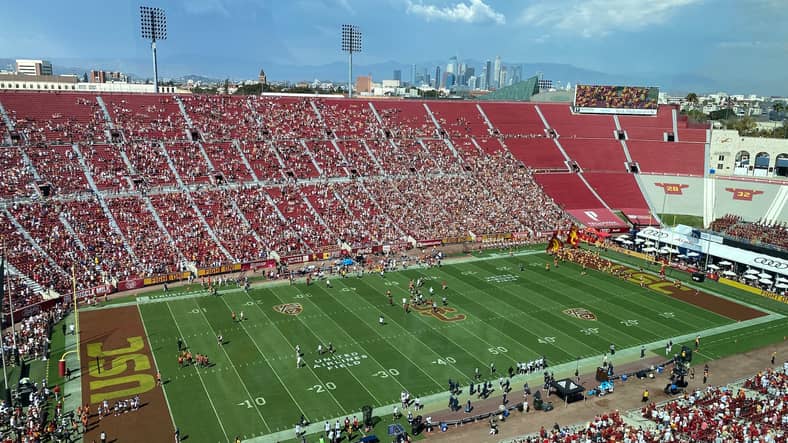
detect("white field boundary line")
[136,304,178,435]
[245,310,782,443]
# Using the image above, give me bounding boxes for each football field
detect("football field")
[136,251,746,442]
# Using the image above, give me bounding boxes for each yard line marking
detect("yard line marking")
[325,278,480,382]
[194,299,272,434]
[212,296,312,421]
[240,290,346,413]
[293,284,445,394]
[243,289,385,406]
[411,267,568,361]
[287,287,414,399]
[164,302,230,442]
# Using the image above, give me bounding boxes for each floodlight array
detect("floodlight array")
[341,24,362,53]
[140,6,167,41]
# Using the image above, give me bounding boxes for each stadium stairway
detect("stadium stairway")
[359,140,386,174]
[0,100,15,144]
[195,141,217,173]
[141,194,188,264]
[763,185,788,225]
[155,142,234,260]
[174,95,195,130]
[299,139,325,177]
[367,102,385,126]
[703,176,717,227]
[72,143,141,263]
[95,96,115,136]
[17,146,43,182]
[57,211,87,251]
[4,260,48,298]
[309,100,325,124]
[232,140,261,183]
[1,206,66,276]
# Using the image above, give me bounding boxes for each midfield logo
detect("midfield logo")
[273,303,303,316]
[412,305,466,322]
[563,308,597,321]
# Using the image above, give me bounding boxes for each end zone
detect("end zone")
[79,305,174,442]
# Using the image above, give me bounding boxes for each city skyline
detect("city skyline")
[1,1,787,94]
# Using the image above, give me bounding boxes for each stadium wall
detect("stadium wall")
[638,174,788,225]
[710,129,788,178]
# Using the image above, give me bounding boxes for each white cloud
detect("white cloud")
[520,0,700,38]
[406,0,506,25]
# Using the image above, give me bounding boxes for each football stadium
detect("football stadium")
[1,4,788,443]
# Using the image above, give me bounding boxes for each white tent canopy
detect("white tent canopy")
[636,226,788,277]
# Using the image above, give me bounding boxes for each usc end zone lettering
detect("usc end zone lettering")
[86,336,156,404]
[608,265,693,296]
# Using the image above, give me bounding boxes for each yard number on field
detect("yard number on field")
[658,312,675,319]
[620,320,639,327]
[580,328,599,336]
[341,287,357,292]
[308,382,337,393]
[238,397,267,408]
[295,293,313,299]
[433,357,457,365]
[488,346,509,354]
[372,369,400,378]
[537,337,556,344]
[190,307,208,314]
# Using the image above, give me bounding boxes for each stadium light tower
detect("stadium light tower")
[139,5,167,93]
[341,24,362,98]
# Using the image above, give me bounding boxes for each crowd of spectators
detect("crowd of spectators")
[0,147,35,198]
[149,193,229,268]
[710,214,788,250]
[25,145,90,194]
[165,141,212,184]
[510,411,659,442]
[80,143,131,191]
[193,189,266,262]
[107,196,183,277]
[575,85,658,110]
[180,94,260,141]
[249,97,325,140]
[104,95,187,141]
[642,380,787,442]
[123,141,176,186]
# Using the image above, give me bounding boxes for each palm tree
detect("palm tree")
[773,102,785,113]
[686,92,699,104]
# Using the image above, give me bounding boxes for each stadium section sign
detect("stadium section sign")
[574,85,659,116]
[566,208,628,232]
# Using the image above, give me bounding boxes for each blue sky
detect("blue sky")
[1,0,787,94]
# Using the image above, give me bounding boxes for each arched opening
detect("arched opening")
[775,153,788,178]
[734,150,750,175]
[753,152,770,177]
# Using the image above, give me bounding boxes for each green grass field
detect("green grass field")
[125,249,782,442]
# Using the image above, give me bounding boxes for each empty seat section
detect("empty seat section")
[628,141,705,175]
[505,138,566,169]
[539,104,616,138]
[480,103,544,136]
[561,139,627,172]
[249,97,325,139]
[0,92,106,143]
[678,128,707,143]
[583,172,649,210]
[534,173,603,210]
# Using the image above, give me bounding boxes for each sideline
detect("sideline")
[243,311,782,443]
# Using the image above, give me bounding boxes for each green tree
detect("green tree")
[731,116,757,134]
[685,92,698,106]
[82,72,88,83]
[772,102,785,113]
